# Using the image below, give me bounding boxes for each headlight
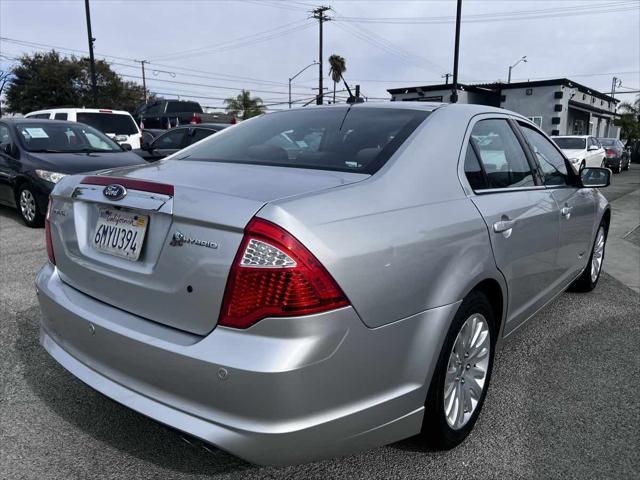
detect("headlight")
[35,170,67,184]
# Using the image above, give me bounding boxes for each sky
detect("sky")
[1,0,639,111]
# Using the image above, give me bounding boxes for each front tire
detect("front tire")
[17,185,44,228]
[568,222,607,292]
[422,291,496,449]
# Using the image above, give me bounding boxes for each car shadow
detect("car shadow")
[0,203,26,225]
[15,306,256,476]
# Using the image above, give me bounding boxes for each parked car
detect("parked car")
[141,128,165,146]
[36,103,611,465]
[597,137,630,173]
[134,123,229,161]
[0,118,145,227]
[551,135,606,173]
[25,108,143,149]
[133,100,232,129]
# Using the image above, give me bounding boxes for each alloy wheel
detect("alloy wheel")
[590,226,605,283]
[19,189,36,222]
[443,313,491,430]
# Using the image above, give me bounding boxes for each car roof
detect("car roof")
[1,118,77,126]
[551,135,590,139]
[26,107,132,115]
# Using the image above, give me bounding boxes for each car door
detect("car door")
[463,116,562,334]
[587,137,601,167]
[0,123,18,205]
[146,128,187,160]
[517,121,596,285]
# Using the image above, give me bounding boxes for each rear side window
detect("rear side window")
[33,113,51,119]
[470,119,534,189]
[189,128,216,145]
[77,112,138,135]
[464,144,487,190]
[154,129,186,149]
[166,101,202,114]
[519,123,571,186]
[54,113,68,120]
[180,107,430,174]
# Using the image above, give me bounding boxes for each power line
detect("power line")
[334,1,639,24]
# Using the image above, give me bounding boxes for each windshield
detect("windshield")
[16,122,123,153]
[553,137,586,150]
[76,112,139,135]
[178,107,429,174]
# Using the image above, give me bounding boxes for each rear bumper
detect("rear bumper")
[36,263,458,465]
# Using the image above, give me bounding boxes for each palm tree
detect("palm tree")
[328,54,346,104]
[224,90,265,120]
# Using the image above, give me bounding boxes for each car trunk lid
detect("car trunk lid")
[49,161,367,335]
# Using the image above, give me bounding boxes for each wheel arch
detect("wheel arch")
[465,277,507,348]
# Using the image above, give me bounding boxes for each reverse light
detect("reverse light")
[219,218,349,329]
[45,199,55,265]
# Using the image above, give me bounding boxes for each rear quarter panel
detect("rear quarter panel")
[259,107,506,328]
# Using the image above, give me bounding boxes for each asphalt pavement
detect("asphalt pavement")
[1,167,639,479]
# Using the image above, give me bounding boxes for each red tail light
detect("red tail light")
[45,199,55,265]
[190,113,202,124]
[219,218,349,329]
[605,148,617,157]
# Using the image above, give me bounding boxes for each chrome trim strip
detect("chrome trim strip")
[474,185,547,194]
[71,185,172,213]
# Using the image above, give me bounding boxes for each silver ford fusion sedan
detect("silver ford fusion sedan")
[36,103,611,465]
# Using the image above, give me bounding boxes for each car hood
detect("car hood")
[560,149,586,159]
[26,151,145,174]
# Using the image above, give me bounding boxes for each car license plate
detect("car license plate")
[93,208,148,261]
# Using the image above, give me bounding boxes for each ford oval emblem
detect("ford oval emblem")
[103,184,127,201]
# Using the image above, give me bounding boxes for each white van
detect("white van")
[25,108,142,149]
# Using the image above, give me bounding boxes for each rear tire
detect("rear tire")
[421,291,496,449]
[568,221,607,292]
[17,185,44,228]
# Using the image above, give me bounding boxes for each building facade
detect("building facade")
[388,78,620,138]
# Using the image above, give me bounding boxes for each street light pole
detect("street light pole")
[84,0,97,105]
[289,61,319,109]
[507,56,527,83]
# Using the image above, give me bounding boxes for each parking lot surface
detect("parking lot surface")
[1,168,639,479]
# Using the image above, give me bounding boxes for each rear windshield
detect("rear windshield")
[166,101,203,114]
[77,112,139,135]
[16,122,122,153]
[553,137,585,150]
[597,138,616,146]
[178,107,429,174]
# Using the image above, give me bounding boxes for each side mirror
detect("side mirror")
[1,143,16,157]
[580,167,610,188]
[120,143,132,151]
[587,145,599,151]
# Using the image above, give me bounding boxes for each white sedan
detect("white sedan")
[552,135,606,173]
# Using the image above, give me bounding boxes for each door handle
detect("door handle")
[561,206,572,219]
[493,219,515,237]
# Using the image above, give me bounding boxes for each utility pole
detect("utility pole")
[507,56,527,83]
[610,76,621,101]
[451,0,462,103]
[136,60,148,102]
[442,73,452,85]
[84,0,97,105]
[312,6,331,105]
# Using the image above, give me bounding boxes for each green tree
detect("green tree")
[224,90,265,120]
[328,54,346,104]
[4,50,146,114]
[615,95,640,163]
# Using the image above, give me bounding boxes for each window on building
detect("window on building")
[469,119,535,189]
[527,116,543,128]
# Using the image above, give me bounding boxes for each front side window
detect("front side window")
[0,124,10,145]
[470,119,534,189]
[179,107,429,174]
[189,128,216,145]
[519,123,571,186]
[154,129,186,149]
